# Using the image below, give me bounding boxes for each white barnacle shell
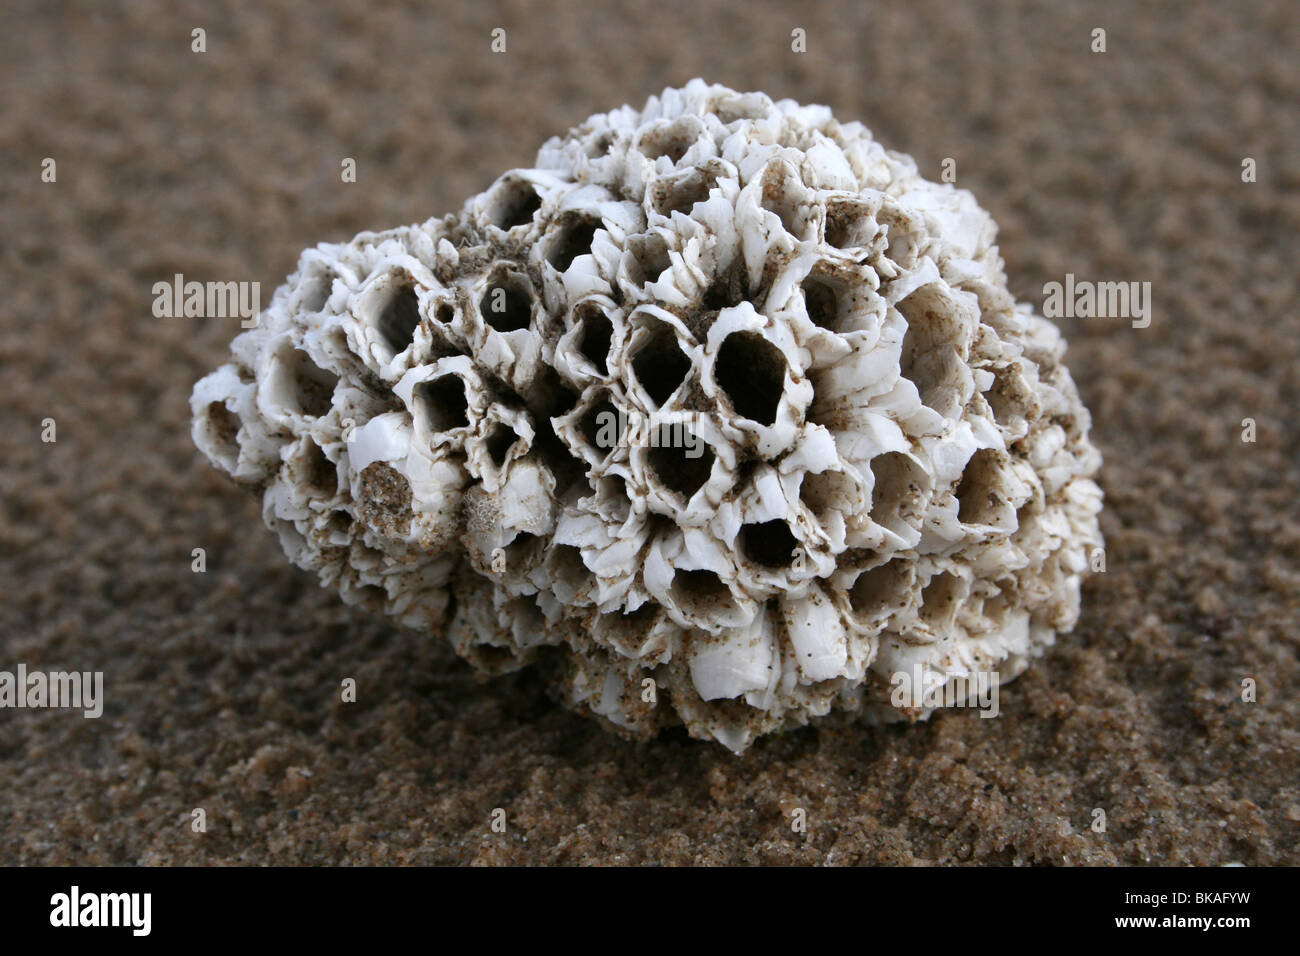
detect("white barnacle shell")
[191,80,1104,752]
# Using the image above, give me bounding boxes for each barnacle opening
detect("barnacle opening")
[299,271,334,313]
[1015,493,1043,534]
[624,233,671,286]
[898,285,965,417]
[203,401,240,463]
[635,118,702,164]
[648,430,714,499]
[740,520,799,568]
[982,590,1013,628]
[876,206,919,267]
[919,572,962,629]
[984,364,1033,426]
[548,544,593,598]
[546,215,602,272]
[416,374,470,432]
[711,96,767,124]
[585,131,616,159]
[534,416,586,495]
[596,473,627,499]
[716,332,785,426]
[573,302,613,375]
[801,274,845,331]
[760,163,804,238]
[377,282,422,355]
[590,473,632,523]
[353,584,388,613]
[824,200,877,250]
[287,349,338,419]
[849,559,912,618]
[303,440,337,496]
[670,569,736,619]
[578,395,620,457]
[800,468,857,520]
[503,531,541,569]
[327,509,353,535]
[487,176,542,231]
[869,452,928,535]
[630,324,691,407]
[955,448,1003,525]
[651,168,714,217]
[595,603,661,651]
[485,422,519,467]
[480,271,533,333]
[701,257,749,311]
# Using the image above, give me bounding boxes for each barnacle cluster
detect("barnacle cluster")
[192,80,1103,751]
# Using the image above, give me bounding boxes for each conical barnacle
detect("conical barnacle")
[192,80,1103,752]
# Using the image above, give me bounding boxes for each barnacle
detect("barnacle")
[192,80,1103,752]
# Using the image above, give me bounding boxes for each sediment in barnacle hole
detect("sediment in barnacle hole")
[191,80,1103,752]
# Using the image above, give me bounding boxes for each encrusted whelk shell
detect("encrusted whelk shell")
[192,80,1103,752]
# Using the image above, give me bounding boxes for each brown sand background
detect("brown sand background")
[1,0,1297,865]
